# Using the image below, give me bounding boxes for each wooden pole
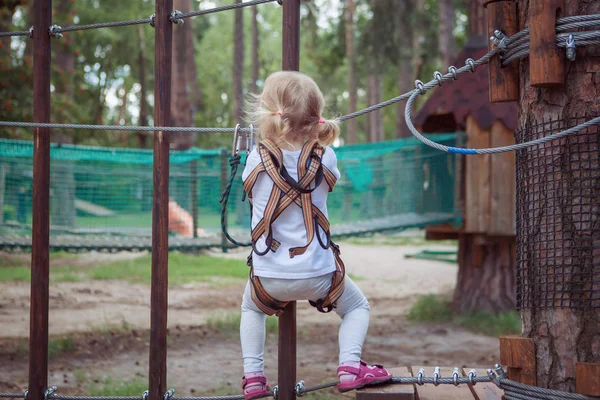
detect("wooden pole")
[529,0,565,88]
[279,1,300,400]
[28,1,52,400]
[484,0,519,102]
[149,0,172,399]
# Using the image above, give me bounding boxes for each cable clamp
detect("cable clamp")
[416,368,425,386]
[142,391,149,400]
[163,388,175,400]
[48,25,63,39]
[566,33,576,61]
[465,58,476,73]
[414,80,426,95]
[23,390,29,400]
[43,386,57,400]
[170,10,185,25]
[490,30,508,51]
[28,26,34,39]
[294,381,305,397]
[149,14,156,28]
[272,386,279,400]
[452,367,460,386]
[433,71,444,86]
[448,66,458,80]
[433,366,441,386]
[468,369,477,386]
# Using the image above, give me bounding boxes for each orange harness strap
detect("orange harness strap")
[244,139,345,316]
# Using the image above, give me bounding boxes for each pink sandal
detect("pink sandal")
[337,360,392,392]
[242,375,269,400]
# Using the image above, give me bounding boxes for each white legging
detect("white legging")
[240,273,370,373]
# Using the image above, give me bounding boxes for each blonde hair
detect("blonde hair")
[245,71,340,148]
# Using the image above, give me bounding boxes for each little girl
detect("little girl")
[239,71,391,400]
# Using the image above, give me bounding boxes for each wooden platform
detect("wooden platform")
[356,367,504,400]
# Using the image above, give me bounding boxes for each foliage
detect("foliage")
[86,377,148,397]
[0,251,249,284]
[0,0,469,146]
[408,294,521,337]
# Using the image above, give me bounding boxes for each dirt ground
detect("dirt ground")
[0,241,501,396]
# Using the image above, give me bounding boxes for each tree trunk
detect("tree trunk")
[170,0,195,150]
[137,25,149,149]
[345,0,357,144]
[453,234,516,313]
[411,0,426,81]
[439,0,457,67]
[468,0,486,37]
[250,5,260,94]
[366,67,382,142]
[233,0,244,126]
[517,0,600,391]
[396,1,414,139]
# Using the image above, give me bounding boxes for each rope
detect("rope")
[0,30,30,38]
[178,0,280,20]
[0,121,248,134]
[55,18,154,34]
[219,154,252,247]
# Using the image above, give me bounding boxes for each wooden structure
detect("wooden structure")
[414,33,518,313]
[22,1,301,400]
[356,366,504,400]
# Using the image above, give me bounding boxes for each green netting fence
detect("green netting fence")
[0,133,462,252]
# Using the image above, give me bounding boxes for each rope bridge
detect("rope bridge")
[0,134,460,252]
[1,365,597,400]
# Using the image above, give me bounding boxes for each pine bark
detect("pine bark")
[345,0,357,144]
[517,0,600,391]
[453,234,516,313]
[233,0,244,126]
[439,0,457,67]
[250,5,259,94]
[170,0,195,150]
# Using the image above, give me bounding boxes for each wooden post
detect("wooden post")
[191,160,198,239]
[149,0,172,399]
[484,0,519,102]
[529,0,565,88]
[499,336,536,386]
[219,149,228,253]
[576,363,600,397]
[279,1,300,400]
[28,2,52,400]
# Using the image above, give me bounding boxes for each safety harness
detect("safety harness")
[243,139,346,316]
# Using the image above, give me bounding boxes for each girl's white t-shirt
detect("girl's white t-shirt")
[242,145,341,279]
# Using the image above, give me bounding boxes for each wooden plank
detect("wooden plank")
[356,367,415,400]
[28,2,52,400]
[412,367,475,399]
[462,368,504,400]
[149,0,172,400]
[489,121,516,235]
[576,363,600,396]
[485,0,519,103]
[499,336,536,386]
[529,0,565,88]
[464,117,490,233]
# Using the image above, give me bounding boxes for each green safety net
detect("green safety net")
[0,133,462,252]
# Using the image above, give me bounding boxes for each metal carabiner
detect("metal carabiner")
[246,124,254,153]
[232,124,241,156]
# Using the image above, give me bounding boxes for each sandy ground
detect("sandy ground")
[0,241,500,396]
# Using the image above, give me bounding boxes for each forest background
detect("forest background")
[0,0,468,149]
